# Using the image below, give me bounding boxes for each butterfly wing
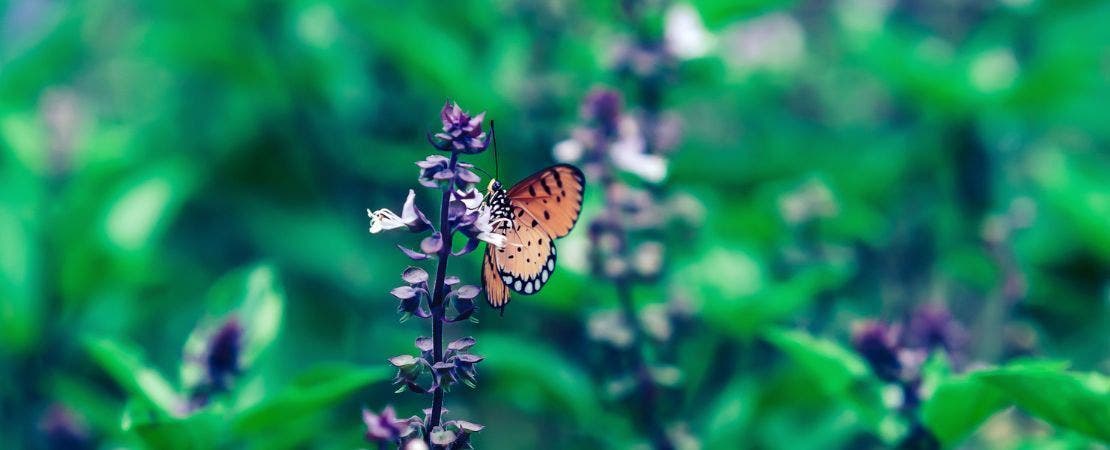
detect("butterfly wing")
[506,164,585,238]
[483,164,585,312]
[482,243,512,311]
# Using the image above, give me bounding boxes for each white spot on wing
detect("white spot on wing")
[513,280,522,291]
[542,271,549,282]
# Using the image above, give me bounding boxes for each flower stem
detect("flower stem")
[616,279,673,450]
[427,152,460,437]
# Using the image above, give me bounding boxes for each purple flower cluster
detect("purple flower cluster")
[557,88,699,450]
[363,102,495,449]
[852,305,966,448]
[428,101,490,154]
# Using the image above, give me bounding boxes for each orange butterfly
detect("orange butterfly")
[482,164,585,313]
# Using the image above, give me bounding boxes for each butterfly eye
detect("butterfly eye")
[492,180,502,190]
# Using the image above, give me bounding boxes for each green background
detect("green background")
[1,0,1107,449]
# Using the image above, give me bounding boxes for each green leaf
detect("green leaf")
[763,329,885,426]
[233,363,390,434]
[682,248,852,338]
[0,204,41,352]
[124,403,225,450]
[921,375,1007,447]
[973,362,1110,443]
[702,378,758,448]
[477,334,636,446]
[84,337,183,417]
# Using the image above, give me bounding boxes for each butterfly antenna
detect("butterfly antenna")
[471,165,494,179]
[490,120,500,180]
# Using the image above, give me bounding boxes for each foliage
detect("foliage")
[1,0,1107,449]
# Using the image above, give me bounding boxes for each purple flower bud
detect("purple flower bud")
[851,321,902,383]
[454,285,480,300]
[444,276,460,285]
[447,337,476,352]
[415,336,434,353]
[391,286,418,299]
[362,406,404,443]
[401,266,429,285]
[432,361,458,386]
[428,102,489,154]
[397,244,429,261]
[451,237,480,257]
[421,233,444,254]
[429,426,458,446]
[388,355,420,369]
[205,317,242,391]
[451,420,484,433]
[417,155,452,188]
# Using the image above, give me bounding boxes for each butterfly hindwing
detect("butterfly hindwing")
[482,244,511,310]
[494,221,556,295]
[506,164,585,238]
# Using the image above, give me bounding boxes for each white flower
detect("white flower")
[611,116,668,183]
[367,208,406,233]
[367,189,425,233]
[665,3,714,60]
[553,138,585,163]
[472,205,506,248]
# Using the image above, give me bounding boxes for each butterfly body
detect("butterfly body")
[482,164,585,312]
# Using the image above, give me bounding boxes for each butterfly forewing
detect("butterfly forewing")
[506,164,585,238]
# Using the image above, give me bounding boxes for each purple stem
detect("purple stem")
[426,151,459,442]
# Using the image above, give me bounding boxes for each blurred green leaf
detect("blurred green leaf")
[85,337,182,417]
[702,378,758,448]
[973,362,1110,443]
[764,329,885,427]
[124,403,224,450]
[233,363,390,434]
[0,204,41,351]
[921,374,1007,448]
[683,247,852,337]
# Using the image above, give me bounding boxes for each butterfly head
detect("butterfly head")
[487,179,503,194]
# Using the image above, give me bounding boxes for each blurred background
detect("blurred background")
[1,0,1108,449]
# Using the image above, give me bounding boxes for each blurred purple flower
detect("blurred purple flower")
[852,321,902,383]
[206,317,242,391]
[363,405,404,443]
[429,101,489,154]
[40,404,92,450]
[907,304,964,354]
[582,88,623,136]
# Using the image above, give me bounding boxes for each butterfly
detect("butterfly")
[481,164,585,313]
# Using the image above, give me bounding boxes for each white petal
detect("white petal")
[367,208,406,234]
[665,3,714,60]
[400,189,419,223]
[553,139,584,163]
[452,187,484,210]
[478,231,506,248]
